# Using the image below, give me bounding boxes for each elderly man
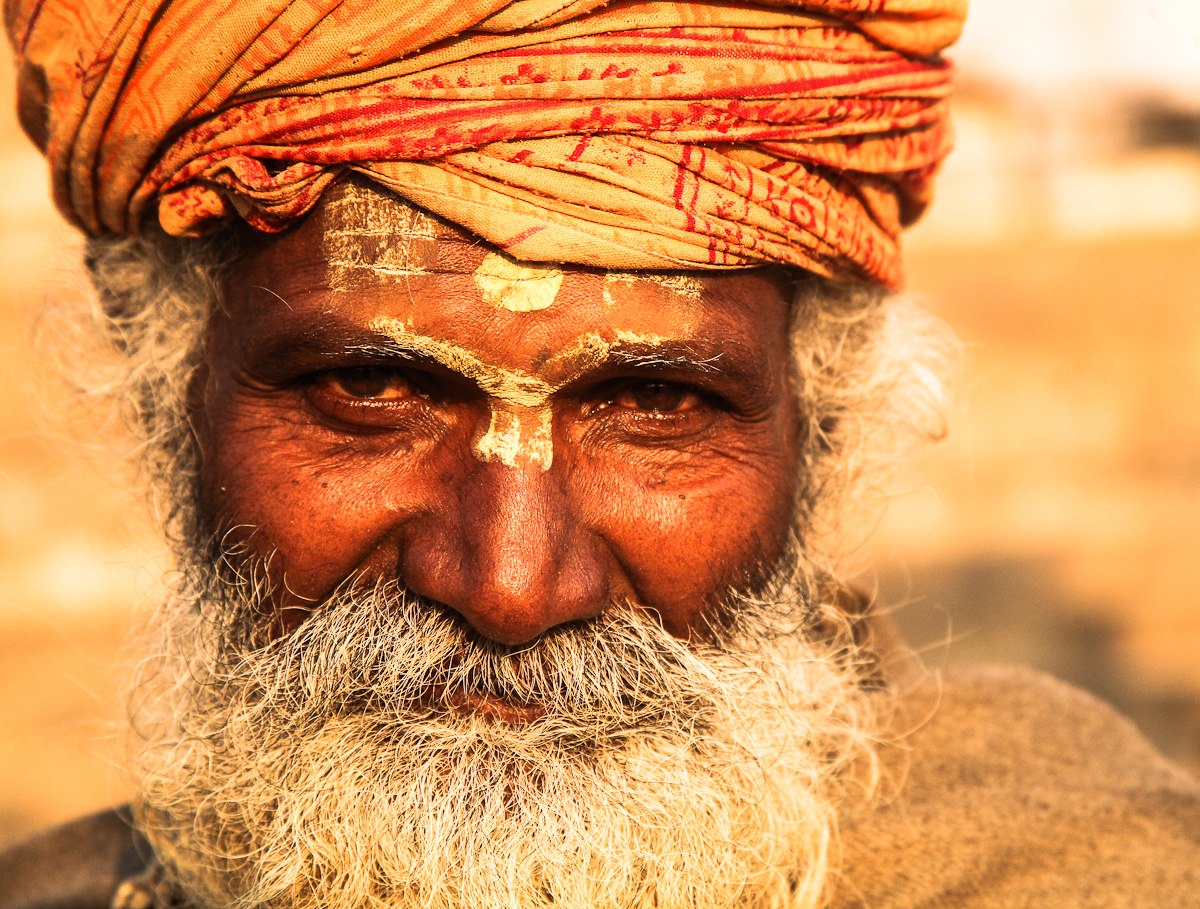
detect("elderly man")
[2,1,1199,907]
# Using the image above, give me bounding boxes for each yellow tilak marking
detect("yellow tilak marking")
[370,319,672,471]
[473,403,554,470]
[370,318,552,407]
[603,271,704,300]
[474,252,563,312]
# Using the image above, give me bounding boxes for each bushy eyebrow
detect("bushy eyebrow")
[245,316,766,403]
[338,334,729,373]
[600,348,724,374]
[340,339,440,362]
[343,333,751,395]
[585,342,769,400]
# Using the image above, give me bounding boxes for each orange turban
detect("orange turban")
[5,0,964,286]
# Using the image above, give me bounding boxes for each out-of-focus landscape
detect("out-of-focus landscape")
[873,0,1200,774]
[2,0,1199,847]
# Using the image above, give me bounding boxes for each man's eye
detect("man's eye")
[326,366,413,400]
[616,381,698,413]
[304,366,430,431]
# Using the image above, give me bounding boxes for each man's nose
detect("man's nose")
[398,462,610,645]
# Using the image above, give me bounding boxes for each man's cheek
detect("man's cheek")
[199,425,436,603]
[572,439,797,633]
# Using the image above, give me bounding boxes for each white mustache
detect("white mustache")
[192,579,782,748]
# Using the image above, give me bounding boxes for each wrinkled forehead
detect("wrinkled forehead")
[313,179,709,317]
[225,178,798,365]
[316,178,468,280]
[315,179,597,320]
[213,181,800,477]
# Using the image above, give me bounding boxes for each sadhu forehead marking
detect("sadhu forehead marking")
[333,192,710,472]
[475,404,555,471]
[605,272,704,301]
[369,317,677,472]
[368,316,556,470]
[369,317,551,406]
[321,184,439,289]
[474,251,564,312]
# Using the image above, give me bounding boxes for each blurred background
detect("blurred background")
[2,0,1199,847]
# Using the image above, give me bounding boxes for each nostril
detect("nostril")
[398,466,610,645]
[451,548,610,646]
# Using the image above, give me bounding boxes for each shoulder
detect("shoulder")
[833,666,1200,909]
[0,807,152,909]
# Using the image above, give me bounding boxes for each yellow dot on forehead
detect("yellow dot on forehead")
[474,252,564,312]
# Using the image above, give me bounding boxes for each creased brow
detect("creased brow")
[600,348,724,374]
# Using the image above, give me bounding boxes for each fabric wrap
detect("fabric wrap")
[5,0,965,285]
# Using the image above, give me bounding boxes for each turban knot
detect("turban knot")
[6,0,965,286]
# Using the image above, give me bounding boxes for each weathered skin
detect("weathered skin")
[199,183,801,645]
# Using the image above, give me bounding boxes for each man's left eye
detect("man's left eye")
[325,366,413,400]
[615,381,699,413]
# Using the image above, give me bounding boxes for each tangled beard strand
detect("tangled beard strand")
[130,547,879,909]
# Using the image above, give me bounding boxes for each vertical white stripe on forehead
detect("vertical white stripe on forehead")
[321,183,439,288]
[472,403,555,471]
[371,316,558,471]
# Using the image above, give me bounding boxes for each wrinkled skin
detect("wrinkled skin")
[198,184,801,646]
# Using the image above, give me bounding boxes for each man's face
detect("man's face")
[199,182,802,648]
[131,184,874,909]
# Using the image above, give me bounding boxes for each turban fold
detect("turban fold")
[5,0,965,286]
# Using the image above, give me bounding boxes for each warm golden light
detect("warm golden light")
[1,0,1198,847]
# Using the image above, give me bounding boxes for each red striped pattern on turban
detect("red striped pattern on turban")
[5,0,965,285]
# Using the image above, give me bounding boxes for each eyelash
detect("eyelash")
[299,367,427,429]
[302,367,722,436]
[589,386,718,443]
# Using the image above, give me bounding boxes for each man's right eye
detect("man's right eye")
[303,366,427,428]
[323,366,414,401]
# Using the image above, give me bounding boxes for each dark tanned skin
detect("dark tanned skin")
[198,186,801,646]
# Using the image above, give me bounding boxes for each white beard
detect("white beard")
[128,570,877,909]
